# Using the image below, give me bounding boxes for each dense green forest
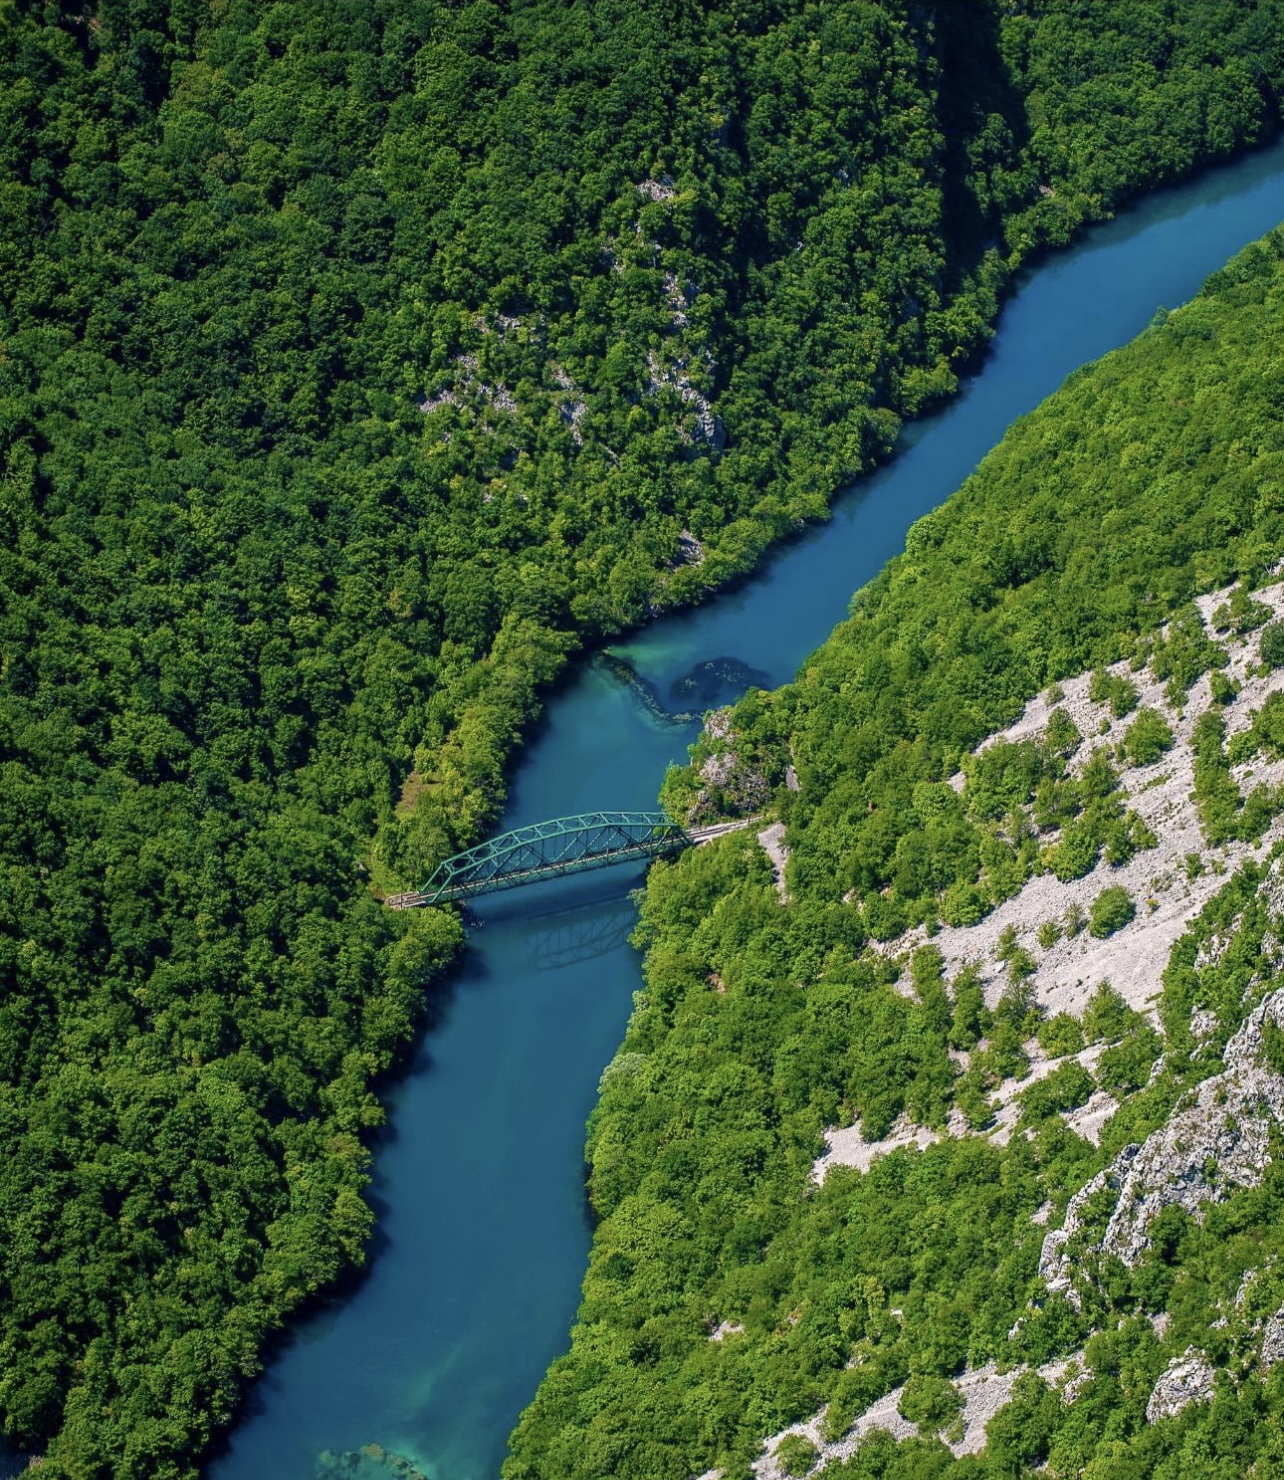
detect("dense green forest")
[5,0,1284,1472]
[504,234,1284,1478]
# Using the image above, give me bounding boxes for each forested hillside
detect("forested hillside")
[4,0,1284,1473]
[504,234,1284,1478]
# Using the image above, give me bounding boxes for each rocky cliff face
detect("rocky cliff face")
[1040,986,1284,1304]
[752,581,1284,1474]
[685,707,773,822]
[1260,1307,1284,1366]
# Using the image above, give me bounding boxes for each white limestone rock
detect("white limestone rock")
[1260,1308,1284,1367]
[1040,987,1284,1302]
[1146,1350,1215,1423]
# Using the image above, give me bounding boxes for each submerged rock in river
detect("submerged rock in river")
[669,657,771,708]
[598,652,770,727]
[315,1445,427,1480]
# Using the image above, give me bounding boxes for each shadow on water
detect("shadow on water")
[207,135,1284,1480]
[595,651,772,727]
[524,895,642,974]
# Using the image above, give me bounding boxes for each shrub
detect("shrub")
[1263,1018,1284,1077]
[1097,1025,1164,1095]
[1228,728,1258,765]
[955,1076,995,1130]
[1090,669,1139,718]
[1038,1012,1086,1057]
[1128,811,1158,851]
[1044,706,1082,758]
[1007,947,1037,984]
[997,925,1036,981]
[1209,668,1239,705]
[1020,1061,1095,1122]
[1034,775,1078,832]
[1102,819,1134,868]
[823,1363,902,1444]
[948,965,989,1051]
[776,1435,819,1477]
[1239,783,1281,841]
[1064,901,1087,937]
[941,881,988,928]
[1079,747,1121,800]
[1083,982,1139,1043]
[964,739,1044,822]
[1259,620,1284,668]
[1212,583,1270,635]
[983,1015,1033,1079]
[911,946,952,1033]
[1192,708,1243,844]
[898,1374,964,1433]
[1089,885,1135,938]
[1050,821,1100,881]
[1151,605,1227,697]
[1253,693,1284,757]
[1037,918,1062,949]
[1122,707,1174,766]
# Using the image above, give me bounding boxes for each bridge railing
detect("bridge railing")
[407,811,688,907]
[383,811,765,909]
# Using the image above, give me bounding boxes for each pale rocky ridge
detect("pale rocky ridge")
[1145,1350,1217,1423]
[820,578,1284,1179]
[748,1354,1087,1480]
[757,821,791,903]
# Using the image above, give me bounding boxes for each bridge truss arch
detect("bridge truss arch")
[404,811,689,907]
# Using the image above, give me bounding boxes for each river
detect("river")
[206,142,1284,1480]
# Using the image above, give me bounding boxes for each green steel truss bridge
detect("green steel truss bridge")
[384,812,754,910]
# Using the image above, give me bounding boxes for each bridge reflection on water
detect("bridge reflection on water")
[524,894,640,973]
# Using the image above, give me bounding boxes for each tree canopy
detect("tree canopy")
[5,0,1284,1472]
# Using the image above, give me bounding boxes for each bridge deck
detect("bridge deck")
[383,814,761,909]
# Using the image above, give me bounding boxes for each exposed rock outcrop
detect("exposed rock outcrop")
[753,1354,1087,1478]
[880,582,1284,1027]
[1260,1307,1284,1367]
[550,363,587,445]
[645,350,725,450]
[757,821,790,902]
[675,529,705,568]
[1040,988,1284,1304]
[1146,1350,1215,1422]
[636,176,677,202]
[421,351,519,421]
[687,707,772,822]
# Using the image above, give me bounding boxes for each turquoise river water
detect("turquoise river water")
[204,144,1284,1479]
